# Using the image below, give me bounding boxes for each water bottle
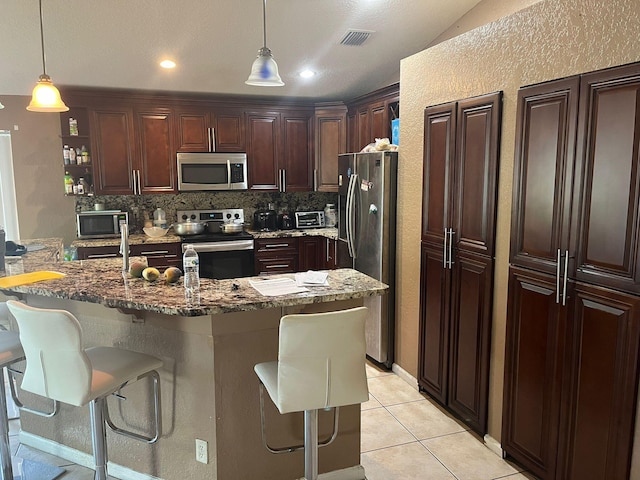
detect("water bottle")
[183,244,200,307]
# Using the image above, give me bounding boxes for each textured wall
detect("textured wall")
[397,0,640,443]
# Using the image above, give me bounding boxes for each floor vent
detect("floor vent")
[340,30,373,46]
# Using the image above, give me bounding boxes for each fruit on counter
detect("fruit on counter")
[142,267,160,282]
[164,267,182,284]
[129,261,148,278]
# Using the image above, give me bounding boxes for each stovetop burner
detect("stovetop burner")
[176,208,252,243]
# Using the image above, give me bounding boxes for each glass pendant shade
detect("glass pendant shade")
[27,74,68,112]
[0,101,4,109]
[246,47,284,86]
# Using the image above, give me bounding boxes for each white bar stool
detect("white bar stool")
[254,307,370,480]
[0,302,63,480]
[6,301,163,480]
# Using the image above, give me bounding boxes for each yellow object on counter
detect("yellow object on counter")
[0,271,66,289]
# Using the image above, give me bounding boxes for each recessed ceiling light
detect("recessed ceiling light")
[160,59,176,69]
[299,70,316,78]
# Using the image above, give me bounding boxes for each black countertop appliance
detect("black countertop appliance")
[253,209,278,231]
[278,212,294,230]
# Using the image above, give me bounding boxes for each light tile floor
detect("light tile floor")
[5,362,537,480]
[361,362,537,480]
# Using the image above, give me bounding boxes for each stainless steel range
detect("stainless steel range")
[176,209,254,279]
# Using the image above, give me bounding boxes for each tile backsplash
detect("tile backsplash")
[75,191,338,232]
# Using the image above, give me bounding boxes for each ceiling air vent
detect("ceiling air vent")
[340,30,373,46]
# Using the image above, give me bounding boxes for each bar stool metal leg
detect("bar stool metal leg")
[90,398,108,480]
[304,410,318,480]
[0,369,12,480]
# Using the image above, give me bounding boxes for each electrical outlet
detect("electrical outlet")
[196,438,208,464]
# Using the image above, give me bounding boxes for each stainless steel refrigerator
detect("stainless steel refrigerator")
[338,151,397,367]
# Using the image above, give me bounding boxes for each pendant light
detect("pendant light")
[245,0,284,86]
[0,102,4,110]
[26,0,68,112]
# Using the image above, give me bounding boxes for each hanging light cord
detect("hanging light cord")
[37,0,47,76]
[262,0,267,48]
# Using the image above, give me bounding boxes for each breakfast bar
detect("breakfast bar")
[0,239,387,480]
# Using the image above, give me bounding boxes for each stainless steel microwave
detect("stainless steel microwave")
[177,152,248,191]
[77,210,128,239]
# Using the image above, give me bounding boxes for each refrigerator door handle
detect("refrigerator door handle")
[448,229,454,269]
[346,173,358,259]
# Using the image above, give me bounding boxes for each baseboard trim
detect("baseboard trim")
[391,363,419,390]
[318,465,366,480]
[19,431,161,480]
[483,434,505,459]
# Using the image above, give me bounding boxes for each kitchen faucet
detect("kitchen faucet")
[119,223,129,272]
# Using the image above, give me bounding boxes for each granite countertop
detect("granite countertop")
[2,238,386,317]
[72,233,182,248]
[248,227,338,240]
[71,228,338,248]
[2,238,64,276]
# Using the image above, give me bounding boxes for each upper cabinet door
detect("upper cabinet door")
[453,92,502,256]
[247,111,280,191]
[176,108,211,152]
[92,107,136,195]
[422,102,456,245]
[136,108,177,194]
[510,77,580,274]
[574,64,640,293]
[212,109,245,152]
[281,113,313,192]
[315,105,347,192]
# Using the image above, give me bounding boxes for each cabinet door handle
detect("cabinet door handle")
[266,264,289,269]
[556,249,561,304]
[282,169,287,193]
[136,170,141,195]
[448,229,455,269]
[87,253,118,259]
[443,228,448,269]
[326,237,330,263]
[139,250,169,255]
[211,127,216,152]
[131,170,137,195]
[562,249,569,306]
[314,168,318,191]
[207,128,213,152]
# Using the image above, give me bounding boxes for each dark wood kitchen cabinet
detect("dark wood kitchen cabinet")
[298,236,323,271]
[503,62,640,480]
[346,83,399,152]
[175,107,245,152]
[247,109,313,192]
[91,106,137,195]
[135,107,177,194]
[314,103,347,192]
[77,242,181,271]
[418,92,502,435]
[254,238,299,274]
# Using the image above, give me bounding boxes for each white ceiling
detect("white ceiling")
[1,0,485,101]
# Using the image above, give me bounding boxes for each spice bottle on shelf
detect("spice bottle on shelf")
[64,172,74,194]
[81,145,90,164]
[69,146,77,165]
[77,177,90,195]
[63,145,70,165]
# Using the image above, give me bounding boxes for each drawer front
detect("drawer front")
[255,238,298,255]
[255,256,298,274]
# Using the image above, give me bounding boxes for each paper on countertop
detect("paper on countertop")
[249,278,309,296]
[295,270,329,286]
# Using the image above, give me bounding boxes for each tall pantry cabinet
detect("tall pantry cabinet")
[503,63,640,480]
[418,92,502,435]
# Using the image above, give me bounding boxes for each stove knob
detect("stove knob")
[190,214,196,220]
[226,213,232,219]
[181,215,188,220]
[234,213,240,219]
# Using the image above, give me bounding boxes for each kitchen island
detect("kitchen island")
[0,239,386,480]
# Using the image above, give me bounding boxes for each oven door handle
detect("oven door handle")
[185,240,254,253]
